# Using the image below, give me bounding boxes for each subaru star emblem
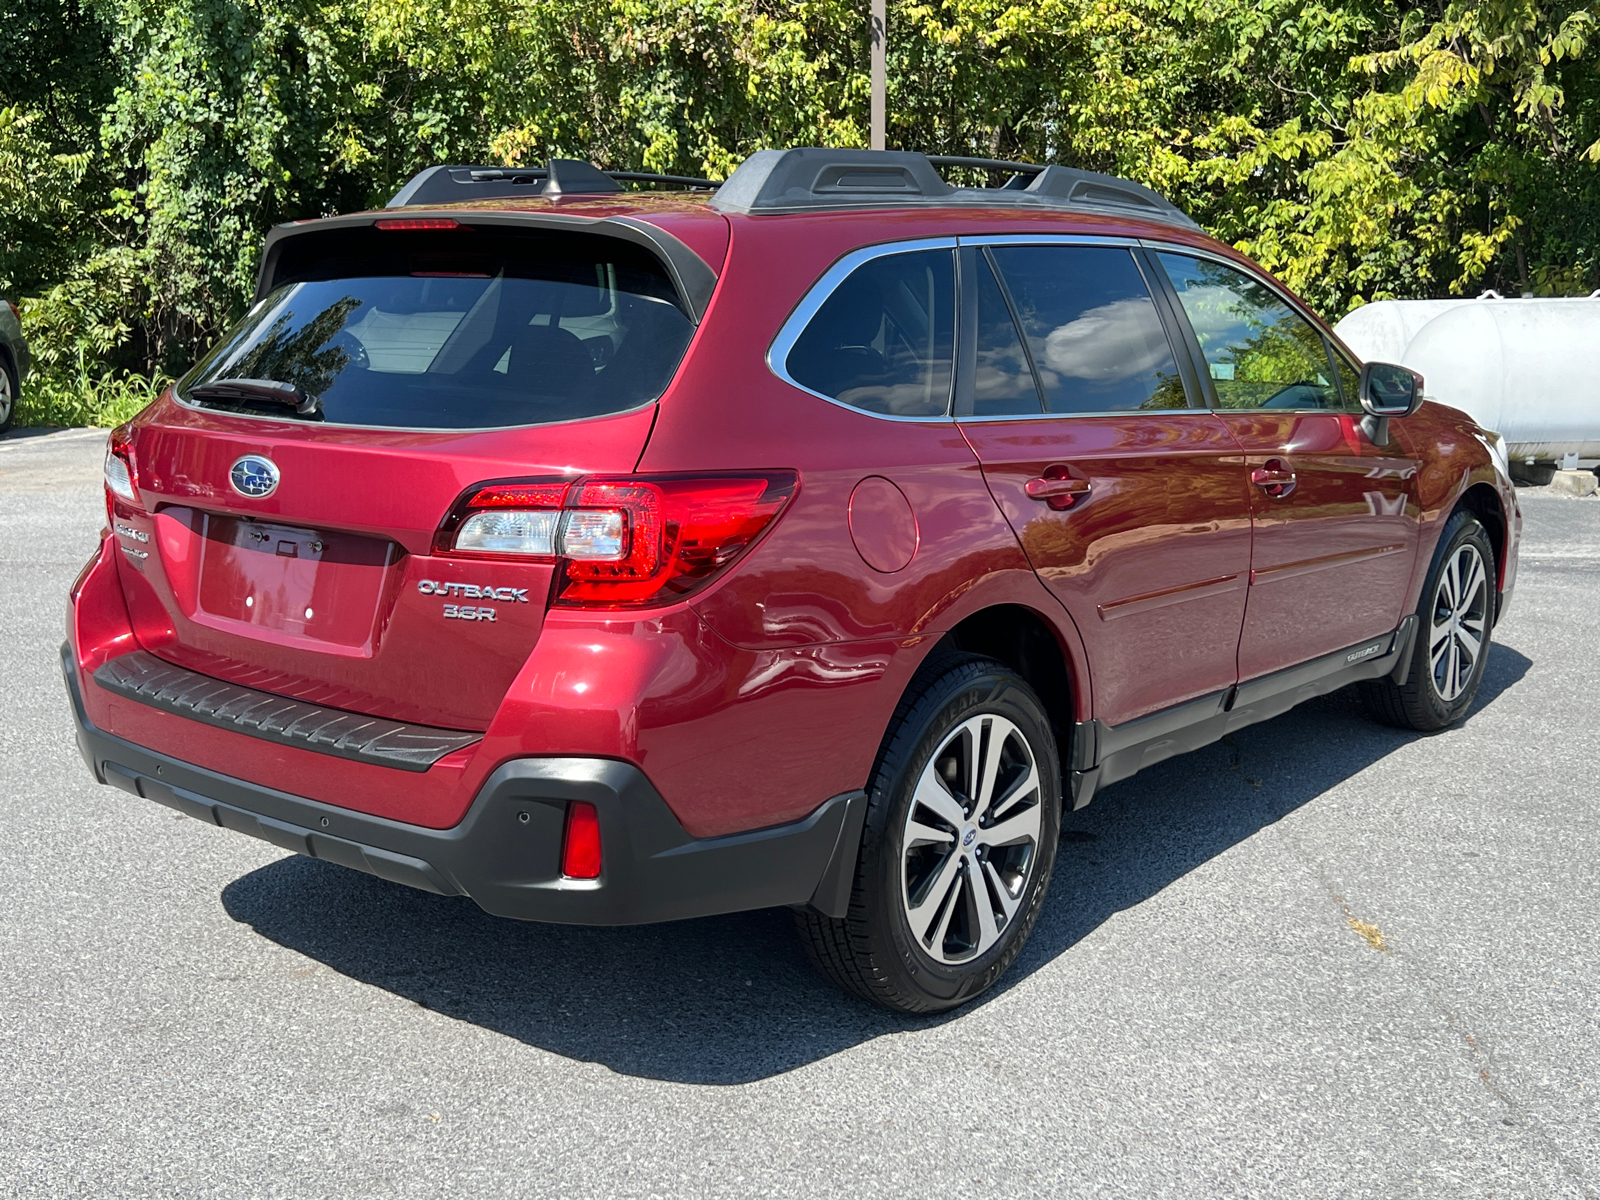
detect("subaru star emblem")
[229,455,280,498]
[962,828,977,847]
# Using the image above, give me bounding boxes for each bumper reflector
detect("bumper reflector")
[562,801,602,879]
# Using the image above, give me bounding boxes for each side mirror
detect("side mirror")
[1358,362,1423,445]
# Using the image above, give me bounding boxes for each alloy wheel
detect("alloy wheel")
[900,714,1043,964]
[1429,542,1488,703]
[0,366,12,426]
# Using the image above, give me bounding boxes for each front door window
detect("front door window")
[1155,253,1341,412]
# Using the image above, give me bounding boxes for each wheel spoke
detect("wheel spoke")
[1460,552,1486,608]
[1455,623,1482,663]
[979,801,1041,850]
[907,848,963,944]
[983,858,1022,923]
[1429,618,1452,651]
[926,865,962,952]
[989,759,1039,822]
[971,719,1010,822]
[1429,622,1452,670]
[912,772,966,831]
[906,819,955,848]
[967,861,1000,954]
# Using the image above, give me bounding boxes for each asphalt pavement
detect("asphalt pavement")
[1,428,1596,1199]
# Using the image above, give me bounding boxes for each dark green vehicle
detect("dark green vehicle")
[0,298,29,434]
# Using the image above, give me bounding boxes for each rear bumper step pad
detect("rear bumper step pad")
[93,650,480,772]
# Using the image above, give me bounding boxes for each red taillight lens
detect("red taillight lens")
[561,801,602,879]
[104,425,139,508]
[436,472,799,607]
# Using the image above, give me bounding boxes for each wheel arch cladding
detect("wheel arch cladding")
[1455,482,1507,610]
[936,604,1076,747]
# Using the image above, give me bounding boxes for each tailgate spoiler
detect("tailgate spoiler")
[254,210,719,324]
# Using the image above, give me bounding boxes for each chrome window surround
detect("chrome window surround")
[766,233,1215,424]
[765,232,1350,424]
[765,236,960,424]
[1137,239,1358,417]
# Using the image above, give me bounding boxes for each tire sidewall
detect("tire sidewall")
[1411,513,1495,725]
[0,355,15,433]
[857,663,1061,1010]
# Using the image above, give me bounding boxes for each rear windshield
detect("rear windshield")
[180,227,696,429]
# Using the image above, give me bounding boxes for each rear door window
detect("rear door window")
[987,246,1187,413]
[180,227,696,430]
[784,249,956,417]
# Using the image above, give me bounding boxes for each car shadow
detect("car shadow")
[220,644,1532,1085]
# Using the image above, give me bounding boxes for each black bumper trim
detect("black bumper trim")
[65,644,865,926]
[93,650,481,771]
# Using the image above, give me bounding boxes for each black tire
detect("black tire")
[795,654,1061,1014]
[0,354,16,434]
[1362,510,1495,731]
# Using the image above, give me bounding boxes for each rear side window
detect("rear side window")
[180,227,695,429]
[784,249,955,417]
[987,246,1187,413]
[1155,253,1341,411]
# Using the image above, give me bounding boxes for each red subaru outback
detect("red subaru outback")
[64,150,1520,1012]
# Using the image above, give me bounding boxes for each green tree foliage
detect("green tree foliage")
[2,0,1597,424]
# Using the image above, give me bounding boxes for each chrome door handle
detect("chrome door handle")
[1251,462,1296,498]
[1025,475,1091,510]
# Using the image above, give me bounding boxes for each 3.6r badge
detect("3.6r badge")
[418,578,529,622]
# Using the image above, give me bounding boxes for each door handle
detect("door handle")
[1025,475,1091,510]
[1250,463,1297,499]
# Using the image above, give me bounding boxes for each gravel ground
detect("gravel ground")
[1,428,1595,1199]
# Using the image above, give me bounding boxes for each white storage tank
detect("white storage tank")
[1333,293,1600,468]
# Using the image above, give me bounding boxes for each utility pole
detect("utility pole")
[870,0,886,151]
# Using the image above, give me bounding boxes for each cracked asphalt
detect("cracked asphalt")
[1,427,1596,1199]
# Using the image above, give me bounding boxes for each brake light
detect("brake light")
[561,801,602,879]
[104,426,139,507]
[436,472,799,608]
[374,217,461,231]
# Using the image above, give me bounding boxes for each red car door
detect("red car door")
[1152,252,1421,680]
[956,240,1255,727]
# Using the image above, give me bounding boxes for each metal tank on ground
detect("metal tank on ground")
[1333,292,1600,475]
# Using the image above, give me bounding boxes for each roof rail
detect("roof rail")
[387,149,1199,230]
[387,161,718,207]
[709,148,1199,229]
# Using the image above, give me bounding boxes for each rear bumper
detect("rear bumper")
[63,644,865,925]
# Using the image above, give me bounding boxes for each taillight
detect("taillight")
[561,801,602,879]
[104,425,140,507]
[435,472,799,608]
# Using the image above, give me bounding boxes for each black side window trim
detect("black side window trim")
[1132,247,1207,412]
[953,246,1051,418]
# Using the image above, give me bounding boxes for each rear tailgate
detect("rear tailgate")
[102,212,722,731]
[111,404,656,730]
